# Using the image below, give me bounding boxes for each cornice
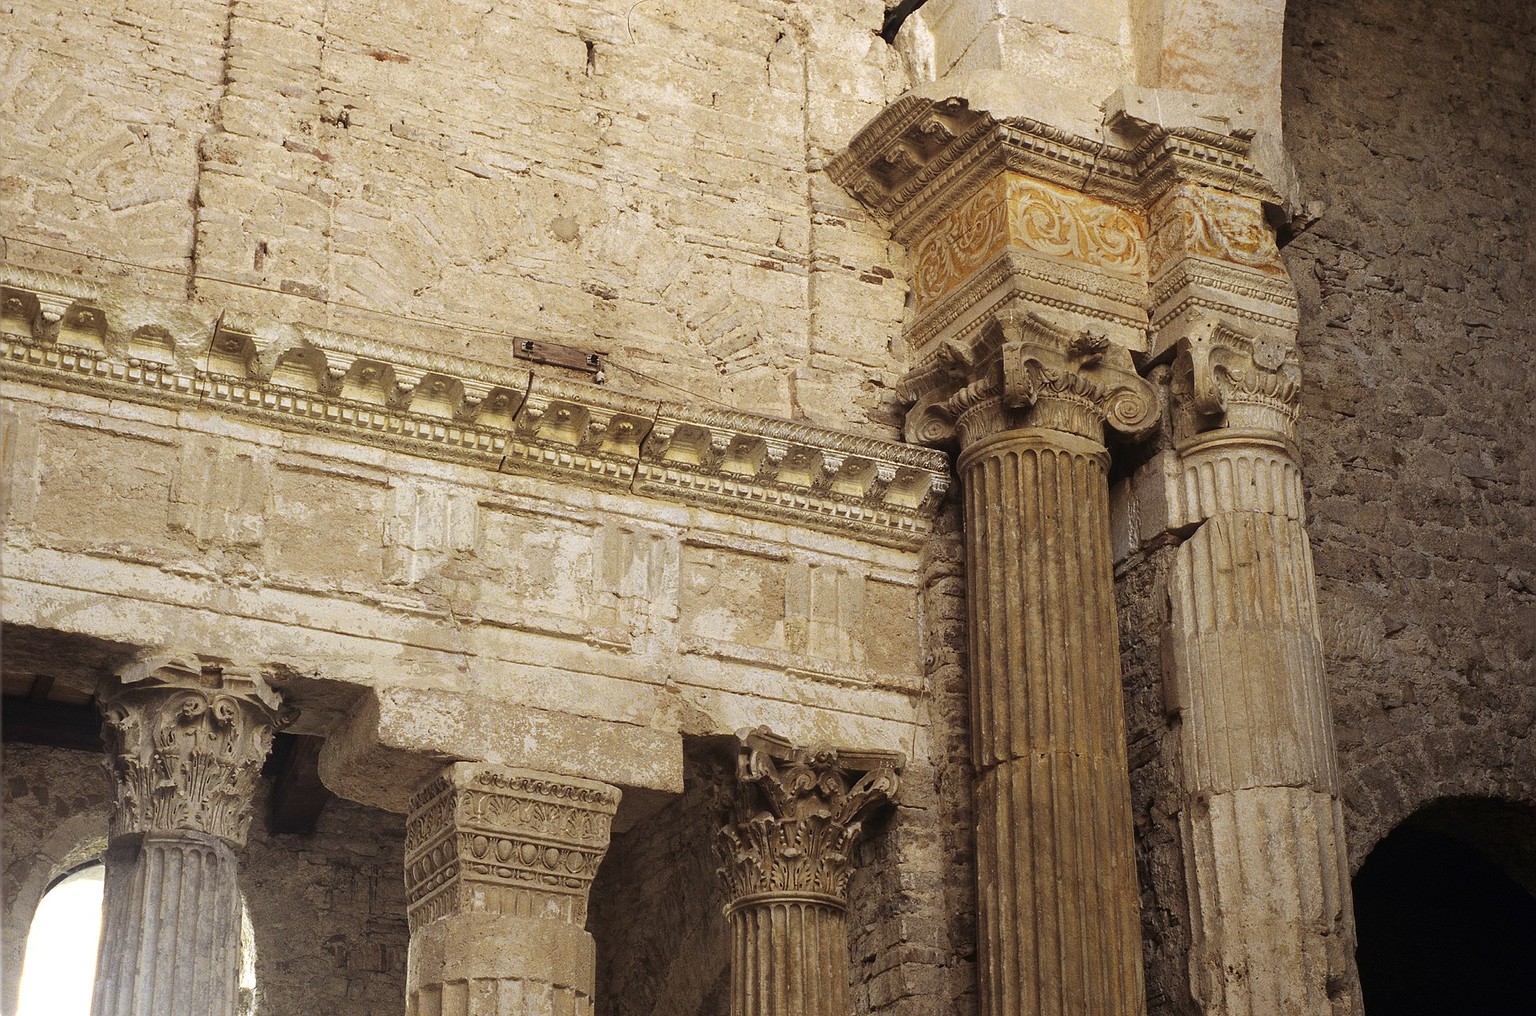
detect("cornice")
[1,268,951,550]
[828,96,1277,247]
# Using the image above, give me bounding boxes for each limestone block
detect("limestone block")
[318,686,683,822]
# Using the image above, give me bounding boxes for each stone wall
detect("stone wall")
[3,0,913,436]
[1281,0,1536,862]
[589,747,732,1016]
[1,742,409,1015]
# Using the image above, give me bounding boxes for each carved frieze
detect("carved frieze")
[0,266,950,549]
[912,174,1146,314]
[1148,184,1285,279]
[98,652,291,846]
[832,94,1296,385]
[716,727,900,908]
[403,763,620,933]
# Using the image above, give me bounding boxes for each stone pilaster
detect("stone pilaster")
[1161,317,1361,1016]
[715,727,900,1016]
[92,653,287,1016]
[403,763,620,1016]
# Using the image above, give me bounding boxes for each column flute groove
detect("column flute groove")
[1164,319,1360,1015]
[716,728,901,1016]
[92,653,286,1016]
[904,306,1159,1016]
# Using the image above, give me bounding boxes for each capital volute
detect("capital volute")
[716,727,901,909]
[900,307,1160,450]
[98,651,293,846]
[1170,315,1299,445]
[997,307,1160,442]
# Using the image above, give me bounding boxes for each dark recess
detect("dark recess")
[1353,819,1536,1016]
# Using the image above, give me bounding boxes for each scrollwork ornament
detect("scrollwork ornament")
[996,308,1160,442]
[98,653,290,846]
[716,727,901,907]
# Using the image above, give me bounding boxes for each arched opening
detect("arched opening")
[15,863,105,1016]
[1352,798,1536,1016]
[13,859,260,1015]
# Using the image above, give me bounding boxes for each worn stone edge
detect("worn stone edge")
[0,268,951,550]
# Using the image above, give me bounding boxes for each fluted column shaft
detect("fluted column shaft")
[91,655,284,1016]
[959,425,1145,1016]
[403,763,620,1016]
[1167,430,1357,1015]
[727,896,849,1016]
[716,728,901,1016]
[93,834,243,1016]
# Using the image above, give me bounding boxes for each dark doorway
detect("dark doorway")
[1353,799,1536,1016]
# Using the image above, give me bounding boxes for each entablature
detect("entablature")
[1,266,950,550]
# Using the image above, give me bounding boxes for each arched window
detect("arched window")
[15,863,105,1016]
[13,860,259,1015]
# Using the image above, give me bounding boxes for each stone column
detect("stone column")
[1160,316,1360,1015]
[403,763,620,1016]
[910,310,1158,1016]
[715,727,900,1016]
[829,93,1351,1016]
[92,653,287,1016]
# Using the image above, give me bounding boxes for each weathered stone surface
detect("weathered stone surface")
[1281,0,1536,868]
[4,0,1533,1014]
[403,763,620,1016]
[90,657,287,1016]
[2,741,410,1016]
[717,729,900,1016]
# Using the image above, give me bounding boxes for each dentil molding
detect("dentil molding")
[1,266,951,550]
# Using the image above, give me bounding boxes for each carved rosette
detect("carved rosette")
[716,727,901,910]
[403,763,621,933]
[98,653,289,847]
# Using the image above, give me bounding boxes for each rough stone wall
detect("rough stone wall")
[589,748,732,1016]
[848,508,975,1016]
[1,742,409,1016]
[1117,537,1195,1016]
[1281,0,1536,862]
[3,0,913,436]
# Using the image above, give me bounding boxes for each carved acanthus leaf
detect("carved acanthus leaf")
[997,308,1159,440]
[99,653,291,846]
[716,727,901,907]
[1173,315,1299,440]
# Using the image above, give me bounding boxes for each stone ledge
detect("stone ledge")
[1,267,951,549]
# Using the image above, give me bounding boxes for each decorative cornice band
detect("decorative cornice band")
[828,97,1276,248]
[1,268,951,549]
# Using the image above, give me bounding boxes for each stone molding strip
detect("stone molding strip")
[1,267,951,549]
[828,96,1274,248]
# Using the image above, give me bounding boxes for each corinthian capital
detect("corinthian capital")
[997,308,1159,441]
[1171,315,1300,443]
[902,306,1159,449]
[716,727,901,907]
[98,652,291,846]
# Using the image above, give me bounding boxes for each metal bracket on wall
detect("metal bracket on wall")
[516,338,605,379]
